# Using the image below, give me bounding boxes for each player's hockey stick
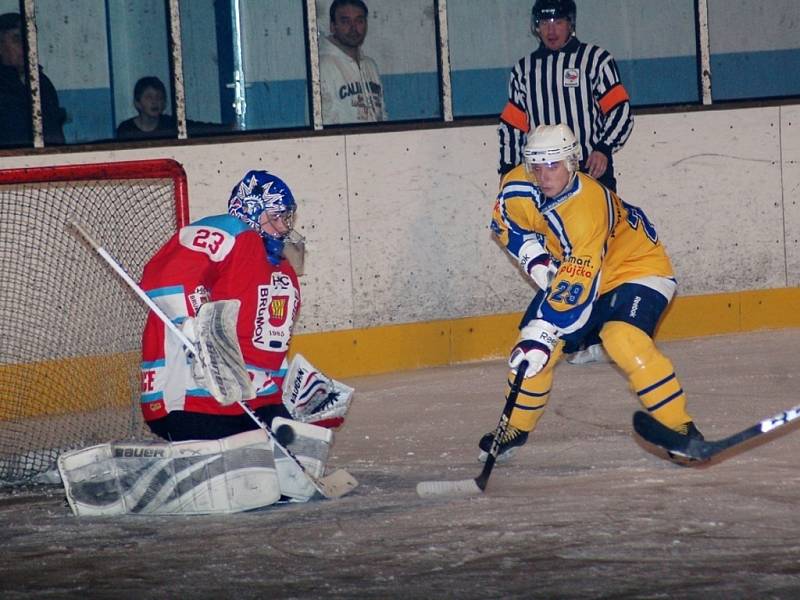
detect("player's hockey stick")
[416,362,527,498]
[70,221,358,499]
[633,404,800,463]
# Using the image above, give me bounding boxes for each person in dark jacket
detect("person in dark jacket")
[0,12,65,147]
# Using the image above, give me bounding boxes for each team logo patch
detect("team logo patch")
[252,279,296,353]
[188,285,210,316]
[269,296,289,327]
[563,68,580,87]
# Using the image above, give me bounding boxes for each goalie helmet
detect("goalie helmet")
[531,0,576,30]
[228,170,297,264]
[522,124,582,177]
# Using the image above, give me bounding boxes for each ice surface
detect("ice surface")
[3,329,800,598]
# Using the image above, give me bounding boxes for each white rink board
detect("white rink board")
[343,127,532,327]
[2,104,798,334]
[781,105,800,285]
[616,107,786,295]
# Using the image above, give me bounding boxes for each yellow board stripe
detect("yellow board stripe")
[0,352,136,420]
[292,287,800,378]
[3,288,800,419]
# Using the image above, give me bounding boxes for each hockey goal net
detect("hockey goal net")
[0,159,189,485]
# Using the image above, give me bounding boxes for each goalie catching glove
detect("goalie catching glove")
[282,354,354,428]
[509,319,559,378]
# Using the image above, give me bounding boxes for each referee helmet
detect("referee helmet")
[531,0,576,30]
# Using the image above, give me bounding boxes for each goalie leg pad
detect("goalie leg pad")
[271,417,333,502]
[600,321,692,429]
[57,430,280,516]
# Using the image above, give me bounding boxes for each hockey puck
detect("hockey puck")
[275,424,295,446]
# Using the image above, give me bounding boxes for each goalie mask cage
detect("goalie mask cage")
[0,159,189,485]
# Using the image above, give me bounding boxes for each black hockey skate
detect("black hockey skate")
[478,425,529,463]
[666,421,704,463]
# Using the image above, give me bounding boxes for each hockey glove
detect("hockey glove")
[282,354,354,427]
[518,239,555,290]
[509,319,559,378]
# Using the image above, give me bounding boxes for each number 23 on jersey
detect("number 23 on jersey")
[179,225,236,262]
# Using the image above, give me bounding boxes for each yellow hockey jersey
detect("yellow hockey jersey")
[491,165,674,333]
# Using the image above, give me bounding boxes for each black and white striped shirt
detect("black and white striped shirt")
[498,36,633,179]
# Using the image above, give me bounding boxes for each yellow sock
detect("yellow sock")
[508,344,562,432]
[600,321,692,429]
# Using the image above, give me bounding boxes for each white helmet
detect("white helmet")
[522,124,582,176]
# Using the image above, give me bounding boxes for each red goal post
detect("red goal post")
[0,158,189,485]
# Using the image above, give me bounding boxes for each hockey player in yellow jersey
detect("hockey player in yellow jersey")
[479,123,702,461]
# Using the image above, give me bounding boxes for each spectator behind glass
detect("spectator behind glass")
[319,0,386,125]
[116,76,177,140]
[0,12,65,147]
[116,76,230,141]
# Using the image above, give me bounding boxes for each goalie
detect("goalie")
[56,170,356,516]
[139,170,351,441]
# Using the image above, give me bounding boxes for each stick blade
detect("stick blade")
[316,469,359,499]
[632,411,711,462]
[633,411,689,450]
[416,479,483,498]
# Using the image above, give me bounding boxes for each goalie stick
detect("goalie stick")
[416,362,527,498]
[633,404,800,463]
[70,221,358,499]
[236,400,357,499]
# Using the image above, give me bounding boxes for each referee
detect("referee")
[498,0,633,192]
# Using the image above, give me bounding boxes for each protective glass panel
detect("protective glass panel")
[579,0,699,107]
[0,0,71,147]
[179,0,235,136]
[25,0,177,145]
[29,0,174,144]
[106,1,174,142]
[238,0,311,131]
[447,0,531,118]
[181,0,311,134]
[708,0,800,101]
[448,0,699,118]
[316,0,441,125]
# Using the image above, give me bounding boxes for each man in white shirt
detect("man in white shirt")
[319,0,387,125]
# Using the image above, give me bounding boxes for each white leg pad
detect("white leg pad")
[272,417,333,502]
[57,430,280,516]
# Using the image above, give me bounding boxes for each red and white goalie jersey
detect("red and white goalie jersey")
[139,213,300,423]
